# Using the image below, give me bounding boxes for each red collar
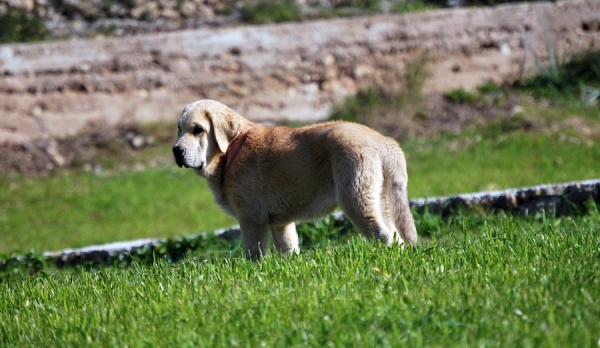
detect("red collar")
[223,123,252,183]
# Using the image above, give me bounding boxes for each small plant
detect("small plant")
[0,5,47,43]
[392,0,431,14]
[482,114,532,138]
[297,215,356,249]
[519,44,600,103]
[241,0,303,24]
[0,251,47,279]
[533,42,572,91]
[443,88,479,104]
[477,81,503,95]
[580,86,600,106]
[333,0,382,13]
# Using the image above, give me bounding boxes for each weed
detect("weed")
[0,5,47,43]
[333,0,382,13]
[0,252,47,279]
[535,42,572,90]
[482,114,532,138]
[241,0,303,24]
[392,0,432,14]
[477,81,503,95]
[581,86,600,106]
[443,88,479,104]
[518,46,600,104]
[297,215,356,249]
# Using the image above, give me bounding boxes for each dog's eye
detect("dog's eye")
[193,125,203,136]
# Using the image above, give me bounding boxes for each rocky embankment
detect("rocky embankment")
[1,0,599,148]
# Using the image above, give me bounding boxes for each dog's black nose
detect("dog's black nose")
[172,146,185,158]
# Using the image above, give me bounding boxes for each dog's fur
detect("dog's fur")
[173,99,417,259]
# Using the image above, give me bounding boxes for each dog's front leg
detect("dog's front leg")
[239,220,270,260]
[270,222,300,255]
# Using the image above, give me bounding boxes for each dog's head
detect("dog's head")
[172,100,245,172]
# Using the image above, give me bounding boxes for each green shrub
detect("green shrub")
[0,5,47,43]
[443,88,479,104]
[392,0,431,14]
[241,0,303,24]
[477,81,503,95]
[518,47,600,103]
[333,0,382,13]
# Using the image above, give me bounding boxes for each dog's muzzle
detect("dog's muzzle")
[172,145,204,169]
[172,145,187,168]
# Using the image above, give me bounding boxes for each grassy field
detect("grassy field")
[0,169,236,254]
[1,48,600,346]
[2,47,599,255]
[2,211,599,346]
[2,128,600,255]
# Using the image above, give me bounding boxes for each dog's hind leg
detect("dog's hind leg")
[335,160,397,246]
[380,188,404,245]
[382,146,418,245]
[270,222,300,255]
[239,220,270,260]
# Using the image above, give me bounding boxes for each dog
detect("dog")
[172,99,417,260]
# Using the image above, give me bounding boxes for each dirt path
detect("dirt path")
[1,0,599,145]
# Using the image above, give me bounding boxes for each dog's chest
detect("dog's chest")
[207,181,236,216]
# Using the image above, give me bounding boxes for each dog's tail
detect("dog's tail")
[383,145,418,245]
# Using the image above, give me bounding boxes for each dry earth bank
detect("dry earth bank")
[0,0,599,171]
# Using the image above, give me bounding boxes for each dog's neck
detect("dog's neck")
[222,123,253,183]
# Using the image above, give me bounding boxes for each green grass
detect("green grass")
[2,11,599,348]
[241,0,303,24]
[1,212,599,346]
[2,129,599,255]
[0,168,235,254]
[443,88,479,104]
[0,5,47,43]
[405,130,600,197]
[2,59,600,255]
[517,48,600,105]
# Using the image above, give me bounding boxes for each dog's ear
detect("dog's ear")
[208,107,244,153]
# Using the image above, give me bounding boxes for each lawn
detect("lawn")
[0,169,236,254]
[4,43,600,254]
[2,20,600,348]
[1,212,599,346]
[2,128,600,255]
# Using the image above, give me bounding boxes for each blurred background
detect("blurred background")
[1,0,599,254]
